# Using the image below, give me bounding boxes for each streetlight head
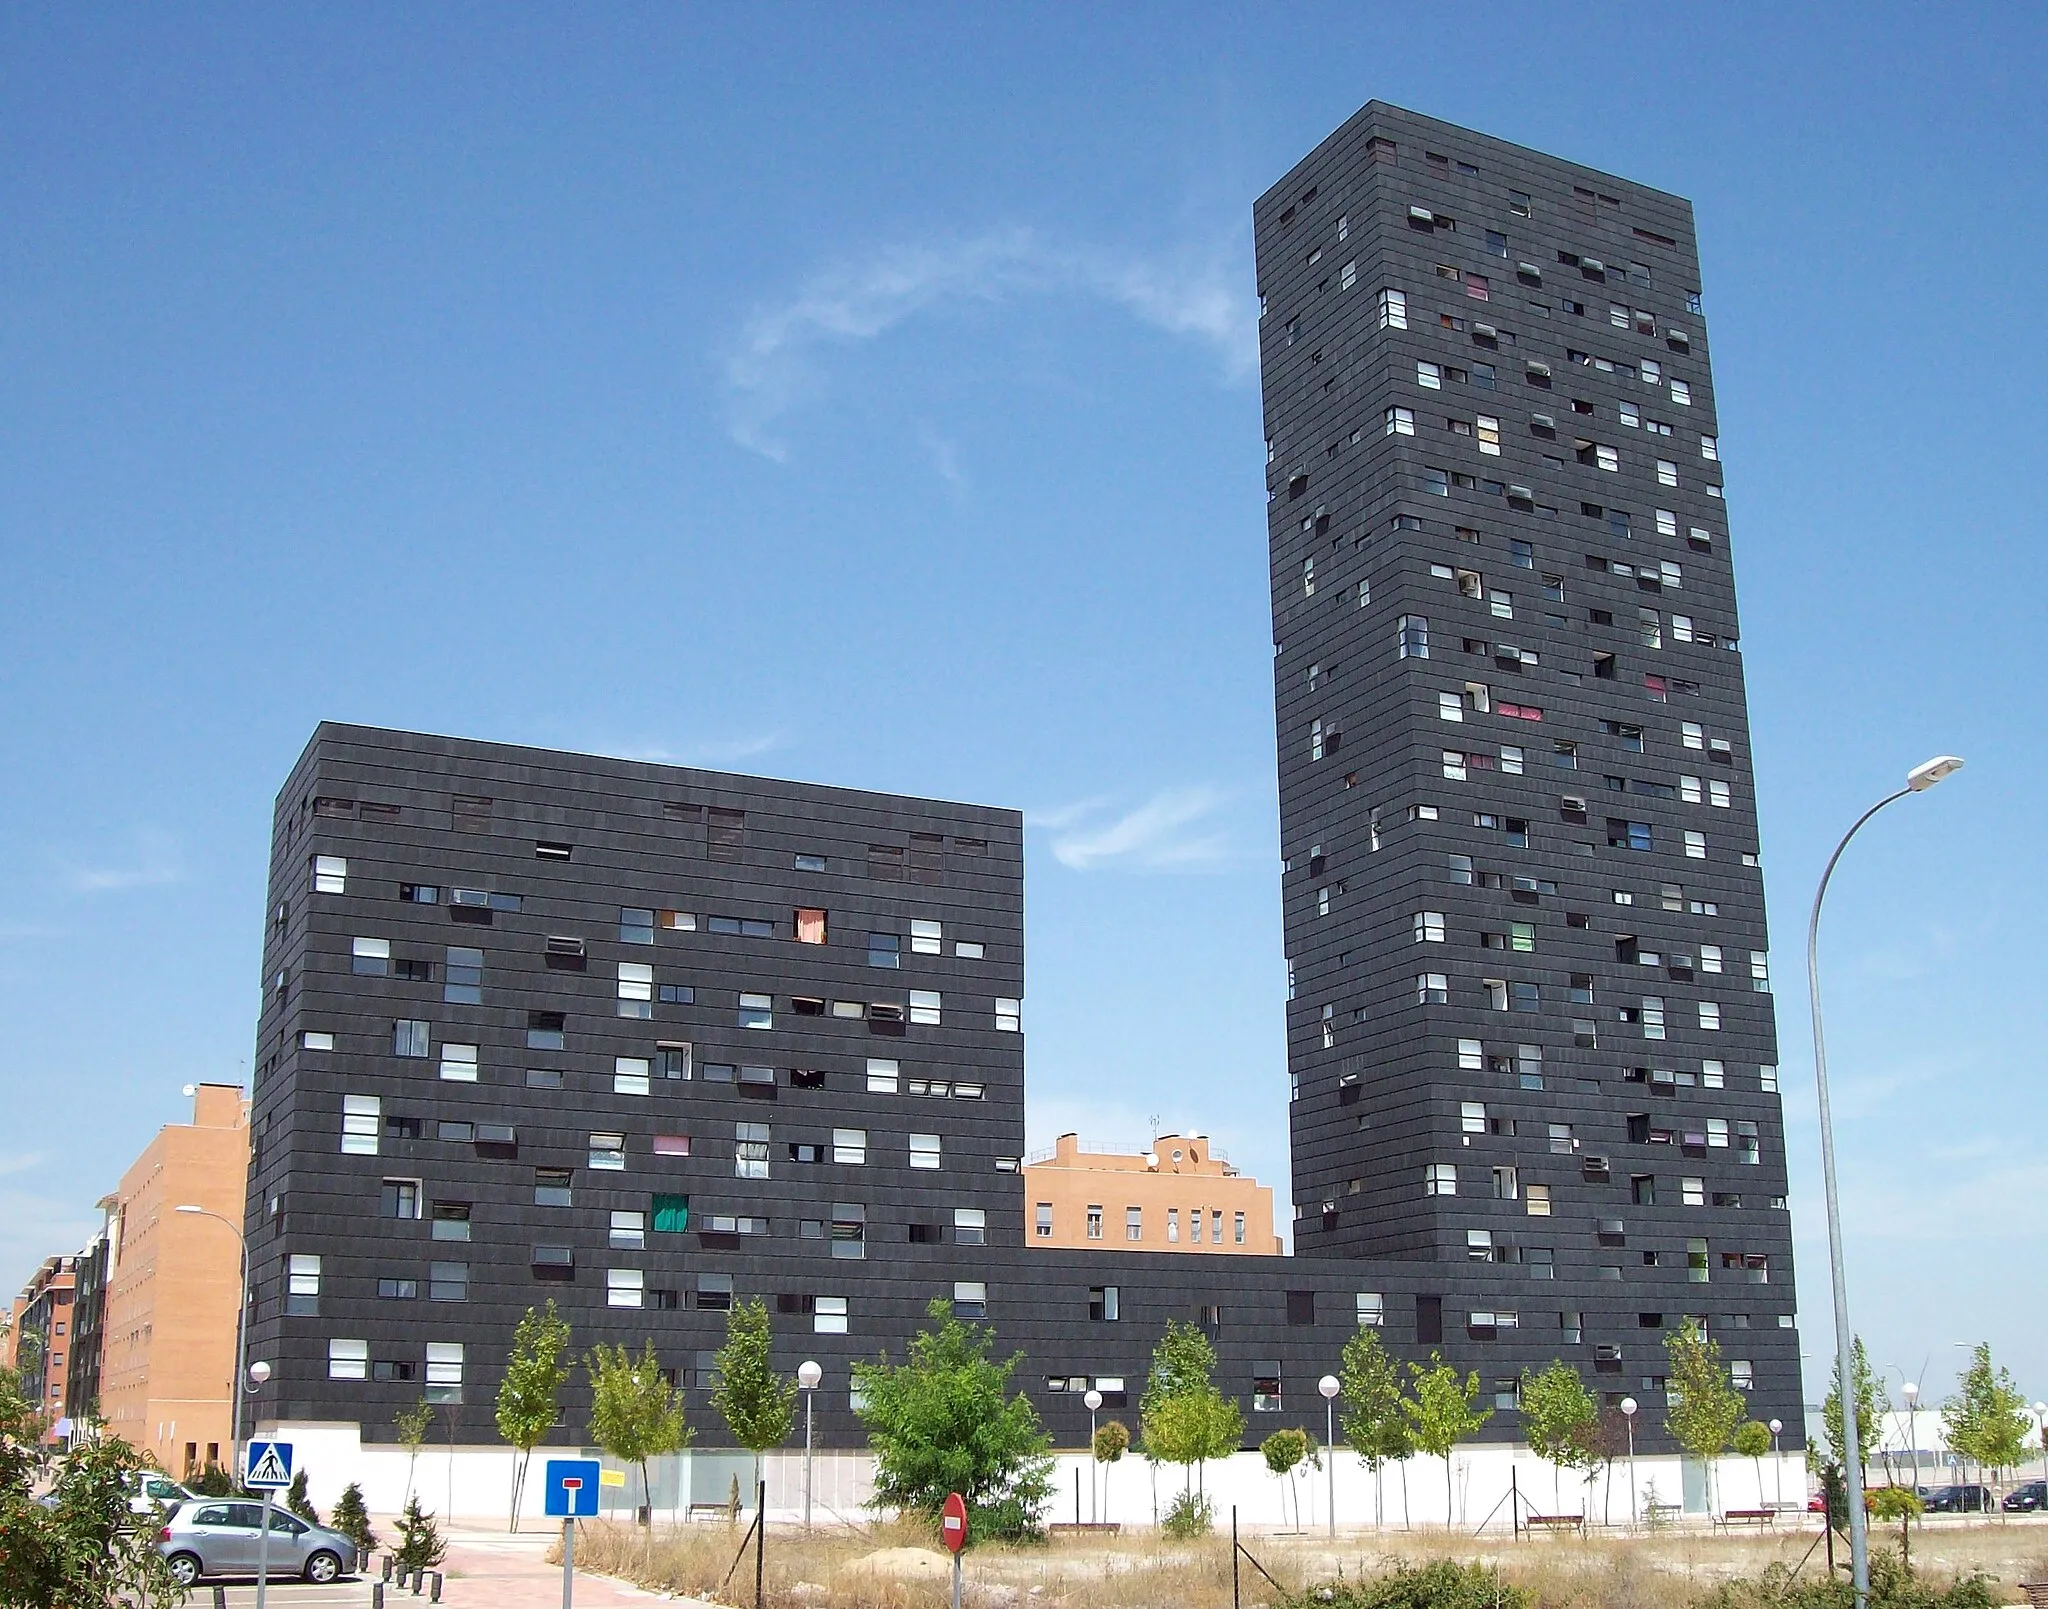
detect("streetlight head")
[797,1361,822,1390]
[175,1204,204,1214]
[1902,1382,1918,1403]
[1084,1389,1103,1412]
[1319,1375,1342,1400]
[1769,1418,1783,1435]
[2034,1401,2047,1416]
[1906,755,1964,792]
[248,1361,271,1386]
[1620,1397,1638,1417]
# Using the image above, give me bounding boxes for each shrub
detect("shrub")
[190,1462,236,1496]
[392,1495,446,1571]
[1698,1550,1996,1609]
[1161,1487,1214,1539]
[285,1468,319,1524]
[1284,1560,1532,1609]
[330,1482,378,1553]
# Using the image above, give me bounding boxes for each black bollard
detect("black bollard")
[430,1570,444,1602]
[382,1553,394,1581]
[372,1585,385,1609]
[212,1587,227,1609]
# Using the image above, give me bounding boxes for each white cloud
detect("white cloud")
[1033,786,1236,872]
[63,828,184,893]
[595,733,790,768]
[725,226,1257,459]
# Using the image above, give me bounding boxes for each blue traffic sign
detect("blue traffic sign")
[244,1440,294,1490]
[544,1458,602,1518]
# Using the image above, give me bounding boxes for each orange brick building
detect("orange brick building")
[1022,1132,1284,1255]
[98,1084,250,1478]
[7,1257,79,1441]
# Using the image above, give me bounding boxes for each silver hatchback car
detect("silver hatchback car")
[157,1500,356,1585]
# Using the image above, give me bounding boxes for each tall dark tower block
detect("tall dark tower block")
[1260,105,1799,1400]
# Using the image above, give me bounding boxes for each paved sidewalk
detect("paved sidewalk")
[426,1524,713,1607]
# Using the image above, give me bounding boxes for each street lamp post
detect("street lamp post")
[1083,1389,1102,1524]
[1806,756,1963,1609]
[1901,1384,1919,1487]
[797,1361,822,1530]
[2033,1403,2047,1506]
[1621,1398,1639,1528]
[175,1204,250,1481]
[1319,1376,1341,1538]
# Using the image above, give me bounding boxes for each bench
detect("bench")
[2016,1585,2048,1609]
[1050,1522,1123,1537]
[1717,1509,1777,1530]
[686,1502,737,1523]
[1524,1513,1584,1535]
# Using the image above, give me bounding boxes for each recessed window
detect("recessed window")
[341,1095,380,1155]
[313,855,347,894]
[909,1133,942,1171]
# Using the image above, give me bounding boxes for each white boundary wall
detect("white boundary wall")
[267,1419,1804,1533]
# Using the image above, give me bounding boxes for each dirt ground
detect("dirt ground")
[565,1512,2048,1609]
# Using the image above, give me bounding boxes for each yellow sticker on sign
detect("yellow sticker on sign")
[599,1470,627,1488]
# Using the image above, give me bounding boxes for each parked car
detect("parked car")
[157,1501,354,1585]
[1919,1483,1994,1513]
[2002,1480,2047,1513]
[122,1471,198,1517]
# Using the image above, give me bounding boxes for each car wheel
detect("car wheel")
[165,1554,203,1588]
[304,1550,343,1584]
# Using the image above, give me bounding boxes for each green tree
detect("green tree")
[1664,1320,1746,1515]
[853,1299,1053,1542]
[495,1299,572,1533]
[1338,1327,1415,1529]
[394,1398,435,1507]
[0,1425,187,1608]
[1869,1484,1923,1568]
[1403,1353,1492,1527]
[1093,1420,1129,1523]
[586,1341,690,1524]
[1519,1360,1599,1512]
[285,1467,319,1524]
[1733,1420,1774,1511]
[1261,1427,1317,1530]
[710,1297,797,1508]
[392,1495,446,1571]
[1942,1342,2031,1500]
[330,1481,379,1554]
[1817,1337,1884,1489]
[1139,1319,1244,1519]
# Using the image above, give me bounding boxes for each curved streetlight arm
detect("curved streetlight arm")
[1805,784,1914,1609]
[176,1206,250,1484]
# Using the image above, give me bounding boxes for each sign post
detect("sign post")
[243,1440,294,1609]
[545,1458,603,1609]
[941,1491,968,1609]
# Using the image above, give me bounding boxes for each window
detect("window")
[939,1206,983,1248]
[832,1128,867,1165]
[328,1339,368,1381]
[1418,361,1442,390]
[1033,1202,1053,1239]
[1089,1286,1120,1322]
[1684,830,1707,860]
[1386,405,1415,436]
[1253,1366,1283,1413]
[1698,1000,1722,1031]
[995,997,1022,1032]
[909,1133,942,1170]
[735,1123,771,1178]
[909,990,941,1026]
[588,1131,625,1171]
[341,1095,380,1155]
[1417,972,1448,1005]
[430,1201,471,1242]
[1413,910,1446,943]
[1377,287,1407,329]
[738,991,773,1029]
[380,1178,421,1219]
[313,855,347,894]
[390,1018,431,1058]
[429,1261,468,1302]
[604,1268,644,1310]
[1424,1163,1457,1197]
[285,1255,321,1316]
[812,1296,849,1335]
[1526,1184,1552,1217]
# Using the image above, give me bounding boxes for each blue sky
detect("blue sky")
[3,4,2043,1412]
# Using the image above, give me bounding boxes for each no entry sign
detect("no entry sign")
[940,1492,968,1553]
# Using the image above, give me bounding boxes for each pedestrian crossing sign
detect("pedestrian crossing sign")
[244,1440,294,1490]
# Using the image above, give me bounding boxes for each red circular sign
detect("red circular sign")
[940,1492,968,1554]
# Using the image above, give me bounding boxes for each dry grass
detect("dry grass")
[562,1515,2048,1609]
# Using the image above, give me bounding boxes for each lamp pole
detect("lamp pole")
[797,1361,822,1530]
[2033,1404,2047,1506]
[1769,1420,1784,1509]
[1621,1398,1638,1528]
[175,1205,249,1481]
[1319,1375,1341,1538]
[1901,1384,1918,1488]
[1083,1389,1102,1523]
[1806,756,1963,1609]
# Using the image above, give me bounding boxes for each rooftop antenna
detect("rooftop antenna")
[1147,1112,1161,1140]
